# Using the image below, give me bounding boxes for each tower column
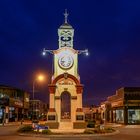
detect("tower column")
[76,84,83,109]
[77,94,82,108]
[49,94,54,109]
[48,85,56,110]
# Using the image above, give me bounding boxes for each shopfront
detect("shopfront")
[0,93,9,123]
[103,87,140,125]
[128,109,140,124]
[115,109,124,123]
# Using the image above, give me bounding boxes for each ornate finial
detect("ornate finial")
[64,9,69,23]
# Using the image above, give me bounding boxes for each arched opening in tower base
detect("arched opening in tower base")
[61,91,71,121]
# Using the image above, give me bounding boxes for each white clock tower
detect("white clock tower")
[44,10,87,130]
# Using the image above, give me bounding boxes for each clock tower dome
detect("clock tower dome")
[58,9,74,48]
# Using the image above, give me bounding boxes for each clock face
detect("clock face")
[58,54,74,69]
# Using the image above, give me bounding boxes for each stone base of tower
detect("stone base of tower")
[46,108,59,129]
[46,108,86,130]
[74,108,86,129]
[47,73,86,131]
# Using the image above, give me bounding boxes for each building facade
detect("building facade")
[83,106,101,122]
[29,100,48,120]
[0,85,30,123]
[100,87,140,125]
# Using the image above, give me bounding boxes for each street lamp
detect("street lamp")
[42,48,89,56]
[77,49,89,56]
[32,74,45,100]
[90,107,94,121]
[32,74,45,120]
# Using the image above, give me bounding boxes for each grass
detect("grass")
[17,125,33,133]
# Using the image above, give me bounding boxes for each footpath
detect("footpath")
[105,123,140,128]
[0,121,32,126]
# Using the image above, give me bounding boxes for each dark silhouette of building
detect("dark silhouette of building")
[29,100,48,120]
[0,85,30,123]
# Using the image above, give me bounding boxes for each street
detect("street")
[0,125,140,140]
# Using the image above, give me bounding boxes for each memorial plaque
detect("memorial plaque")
[76,115,84,120]
[48,115,55,120]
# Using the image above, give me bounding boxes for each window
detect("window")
[128,109,140,124]
[116,109,124,123]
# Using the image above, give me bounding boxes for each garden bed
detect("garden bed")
[18,125,116,135]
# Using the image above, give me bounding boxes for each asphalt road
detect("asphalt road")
[0,125,140,140]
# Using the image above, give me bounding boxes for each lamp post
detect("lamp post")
[32,74,45,100]
[32,74,45,120]
[90,106,94,122]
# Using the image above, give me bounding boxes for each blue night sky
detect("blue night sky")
[0,0,140,105]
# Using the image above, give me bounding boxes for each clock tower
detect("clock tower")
[46,10,86,130]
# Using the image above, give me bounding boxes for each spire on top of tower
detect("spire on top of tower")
[64,9,68,23]
[59,9,73,29]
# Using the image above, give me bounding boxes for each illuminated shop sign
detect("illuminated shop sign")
[14,101,23,107]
